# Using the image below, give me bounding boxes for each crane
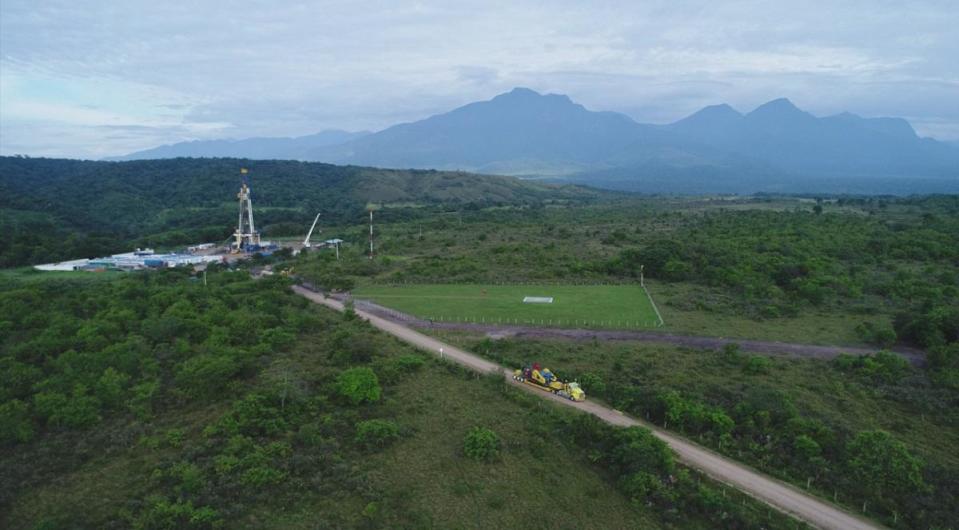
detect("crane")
[303,212,321,248]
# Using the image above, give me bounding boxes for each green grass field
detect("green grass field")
[353,283,662,328]
[0,267,125,285]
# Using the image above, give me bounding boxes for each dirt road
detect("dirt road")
[294,286,882,530]
[348,296,924,365]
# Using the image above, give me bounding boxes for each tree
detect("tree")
[610,427,674,477]
[657,390,686,429]
[464,426,500,461]
[0,400,34,444]
[96,367,130,409]
[847,430,926,514]
[175,354,242,399]
[335,367,381,405]
[33,386,101,428]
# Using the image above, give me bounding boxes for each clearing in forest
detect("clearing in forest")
[352,283,661,328]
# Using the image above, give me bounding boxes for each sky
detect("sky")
[1,0,957,159]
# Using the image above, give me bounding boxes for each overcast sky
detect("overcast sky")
[2,0,957,158]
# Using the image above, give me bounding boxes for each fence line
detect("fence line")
[642,283,665,327]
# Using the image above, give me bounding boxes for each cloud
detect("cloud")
[1,0,957,157]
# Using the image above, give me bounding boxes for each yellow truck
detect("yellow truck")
[513,363,586,402]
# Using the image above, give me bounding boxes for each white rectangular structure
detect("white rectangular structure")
[34,259,90,271]
[522,296,554,304]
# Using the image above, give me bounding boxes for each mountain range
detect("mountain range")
[112,88,959,193]
[108,129,369,161]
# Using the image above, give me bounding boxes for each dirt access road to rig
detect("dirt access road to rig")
[294,286,882,530]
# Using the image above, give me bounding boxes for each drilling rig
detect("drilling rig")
[232,168,261,253]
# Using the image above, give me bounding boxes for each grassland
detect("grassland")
[647,281,873,344]
[353,283,661,328]
[0,267,124,284]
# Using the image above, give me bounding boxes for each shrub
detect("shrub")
[133,497,221,530]
[833,351,910,383]
[355,419,400,450]
[609,427,674,477]
[855,321,897,348]
[335,367,381,405]
[578,372,606,395]
[464,426,500,461]
[394,354,425,373]
[721,343,743,364]
[743,356,771,375]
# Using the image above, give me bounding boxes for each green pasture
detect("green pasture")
[352,283,662,328]
[0,267,124,285]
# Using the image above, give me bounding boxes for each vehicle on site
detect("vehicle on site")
[513,363,586,401]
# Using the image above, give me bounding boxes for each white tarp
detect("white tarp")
[34,259,90,271]
[522,296,554,304]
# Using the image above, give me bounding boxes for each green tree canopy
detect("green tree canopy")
[335,367,381,405]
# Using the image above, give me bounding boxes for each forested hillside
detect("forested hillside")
[0,156,599,267]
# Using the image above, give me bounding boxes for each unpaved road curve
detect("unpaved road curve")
[294,286,882,530]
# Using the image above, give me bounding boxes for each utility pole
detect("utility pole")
[368,209,374,260]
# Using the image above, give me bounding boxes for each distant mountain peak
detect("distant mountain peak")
[506,86,539,96]
[706,103,740,113]
[670,103,743,131]
[745,98,817,126]
[750,97,802,115]
[693,103,742,119]
[492,87,574,105]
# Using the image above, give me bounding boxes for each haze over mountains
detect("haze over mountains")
[113,88,959,193]
[108,129,369,161]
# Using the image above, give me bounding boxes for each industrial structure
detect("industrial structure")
[232,168,261,253]
[34,248,222,272]
[303,213,321,248]
[33,167,348,273]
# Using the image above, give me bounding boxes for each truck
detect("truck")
[513,363,586,402]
